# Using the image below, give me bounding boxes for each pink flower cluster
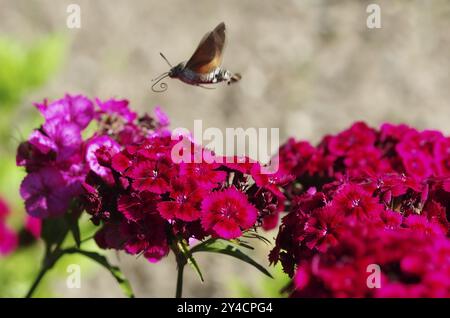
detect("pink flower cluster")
[17,94,167,219]
[0,198,17,256]
[17,95,285,263]
[271,122,450,297]
[278,122,450,188]
[83,136,285,262]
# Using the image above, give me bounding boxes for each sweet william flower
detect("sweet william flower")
[332,184,384,221]
[117,192,159,222]
[157,178,204,222]
[96,98,137,123]
[20,167,76,218]
[85,135,120,184]
[201,187,258,239]
[125,160,171,194]
[327,122,377,156]
[35,94,95,129]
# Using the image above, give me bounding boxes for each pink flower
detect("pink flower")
[302,206,344,252]
[434,137,450,176]
[201,187,258,239]
[25,216,42,239]
[332,184,384,220]
[251,163,292,198]
[0,223,17,256]
[85,136,120,182]
[179,162,227,190]
[154,106,170,127]
[126,161,171,194]
[96,98,137,123]
[20,167,75,218]
[35,94,95,129]
[328,122,377,156]
[117,192,159,222]
[0,199,18,256]
[157,179,204,222]
[401,153,433,179]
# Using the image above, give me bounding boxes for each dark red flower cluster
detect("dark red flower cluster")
[16,94,288,264]
[271,122,450,297]
[83,137,286,262]
[278,122,450,190]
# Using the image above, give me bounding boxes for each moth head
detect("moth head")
[169,62,185,78]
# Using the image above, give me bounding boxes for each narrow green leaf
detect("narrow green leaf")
[191,240,273,278]
[243,232,272,245]
[68,249,134,298]
[230,239,254,250]
[178,241,204,282]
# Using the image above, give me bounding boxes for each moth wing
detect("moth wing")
[185,22,226,74]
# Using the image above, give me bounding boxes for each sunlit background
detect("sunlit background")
[1,0,449,297]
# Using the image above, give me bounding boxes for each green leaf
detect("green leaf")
[41,217,69,248]
[242,232,271,245]
[69,249,134,298]
[191,239,273,278]
[178,241,204,282]
[230,239,254,250]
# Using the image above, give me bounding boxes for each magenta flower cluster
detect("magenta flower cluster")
[271,122,450,297]
[15,96,450,297]
[18,95,284,263]
[83,135,286,262]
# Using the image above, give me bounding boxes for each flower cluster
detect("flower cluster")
[17,94,168,219]
[0,198,17,256]
[278,122,450,191]
[17,95,285,263]
[83,137,286,262]
[271,123,450,297]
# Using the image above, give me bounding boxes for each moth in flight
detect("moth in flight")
[152,22,241,92]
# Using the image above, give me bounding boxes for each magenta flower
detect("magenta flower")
[0,223,17,256]
[0,198,17,256]
[20,167,74,218]
[96,98,137,123]
[126,161,171,194]
[85,135,120,183]
[179,162,227,190]
[117,192,159,222]
[157,179,204,222]
[201,187,258,239]
[35,94,95,129]
[25,216,42,239]
[328,122,377,156]
[434,137,450,176]
[332,184,384,220]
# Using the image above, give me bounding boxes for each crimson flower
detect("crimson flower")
[201,187,258,239]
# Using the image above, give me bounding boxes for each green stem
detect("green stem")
[171,240,187,298]
[25,231,67,298]
[175,259,185,298]
[25,248,64,298]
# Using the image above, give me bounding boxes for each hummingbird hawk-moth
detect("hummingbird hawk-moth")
[151,22,241,92]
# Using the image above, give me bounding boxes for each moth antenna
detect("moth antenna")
[159,52,173,68]
[151,73,169,92]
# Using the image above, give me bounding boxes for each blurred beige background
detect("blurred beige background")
[1,0,450,297]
